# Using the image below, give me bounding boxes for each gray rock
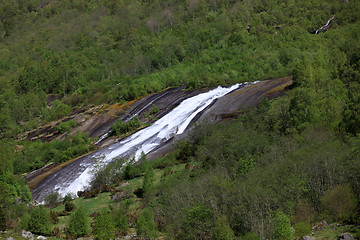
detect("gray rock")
[338,232,354,240]
[37,236,47,240]
[22,230,34,239]
[303,236,315,240]
[4,237,14,240]
[111,190,133,201]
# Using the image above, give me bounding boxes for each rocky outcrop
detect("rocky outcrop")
[338,233,354,240]
[147,77,293,160]
[198,77,293,123]
[21,230,34,239]
[303,236,315,240]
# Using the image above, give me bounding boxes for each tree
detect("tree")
[183,203,213,239]
[142,160,154,196]
[28,206,51,235]
[320,185,357,222]
[211,216,235,240]
[67,207,90,238]
[273,211,293,240]
[93,209,115,240]
[136,208,156,239]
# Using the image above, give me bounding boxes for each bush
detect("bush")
[45,101,72,121]
[320,185,357,222]
[183,203,213,239]
[67,207,90,238]
[55,120,77,133]
[111,116,141,136]
[0,209,6,231]
[211,216,235,240]
[65,202,76,212]
[50,211,59,224]
[294,222,312,239]
[44,192,61,208]
[241,232,260,240]
[273,211,293,240]
[28,206,51,235]
[19,213,31,231]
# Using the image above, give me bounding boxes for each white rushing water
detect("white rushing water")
[56,83,249,197]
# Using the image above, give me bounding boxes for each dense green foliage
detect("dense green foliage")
[28,206,51,235]
[93,208,115,240]
[0,0,359,238]
[67,207,90,238]
[110,116,141,136]
[14,131,94,174]
[136,208,156,239]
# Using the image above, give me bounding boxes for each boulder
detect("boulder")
[338,232,354,240]
[303,236,315,240]
[111,190,133,201]
[22,230,34,239]
[37,236,47,240]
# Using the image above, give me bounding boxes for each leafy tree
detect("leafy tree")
[93,209,115,240]
[273,211,293,240]
[142,161,154,196]
[67,207,90,238]
[28,206,51,235]
[320,185,357,222]
[211,216,235,240]
[183,203,213,239]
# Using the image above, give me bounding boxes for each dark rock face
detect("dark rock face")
[198,77,293,123]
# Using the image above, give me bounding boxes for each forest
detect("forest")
[0,0,359,239]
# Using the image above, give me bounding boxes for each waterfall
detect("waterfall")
[33,82,255,201]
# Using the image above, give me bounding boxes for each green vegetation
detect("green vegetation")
[0,0,359,239]
[55,120,77,133]
[110,116,141,136]
[67,207,90,238]
[93,208,115,240]
[14,131,95,174]
[28,206,51,235]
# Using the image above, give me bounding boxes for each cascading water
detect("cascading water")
[33,82,254,201]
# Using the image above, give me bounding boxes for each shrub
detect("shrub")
[50,211,59,224]
[28,206,51,235]
[0,209,6,231]
[55,120,77,133]
[241,232,260,240]
[111,116,141,136]
[183,203,213,239]
[294,222,312,239]
[45,101,72,121]
[293,199,315,223]
[211,216,235,240]
[273,211,293,240]
[44,192,61,208]
[320,185,357,222]
[19,213,31,231]
[65,202,76,212]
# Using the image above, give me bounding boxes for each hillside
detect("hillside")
[0,0,359,239]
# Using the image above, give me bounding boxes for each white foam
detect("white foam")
[56,83,254,196]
